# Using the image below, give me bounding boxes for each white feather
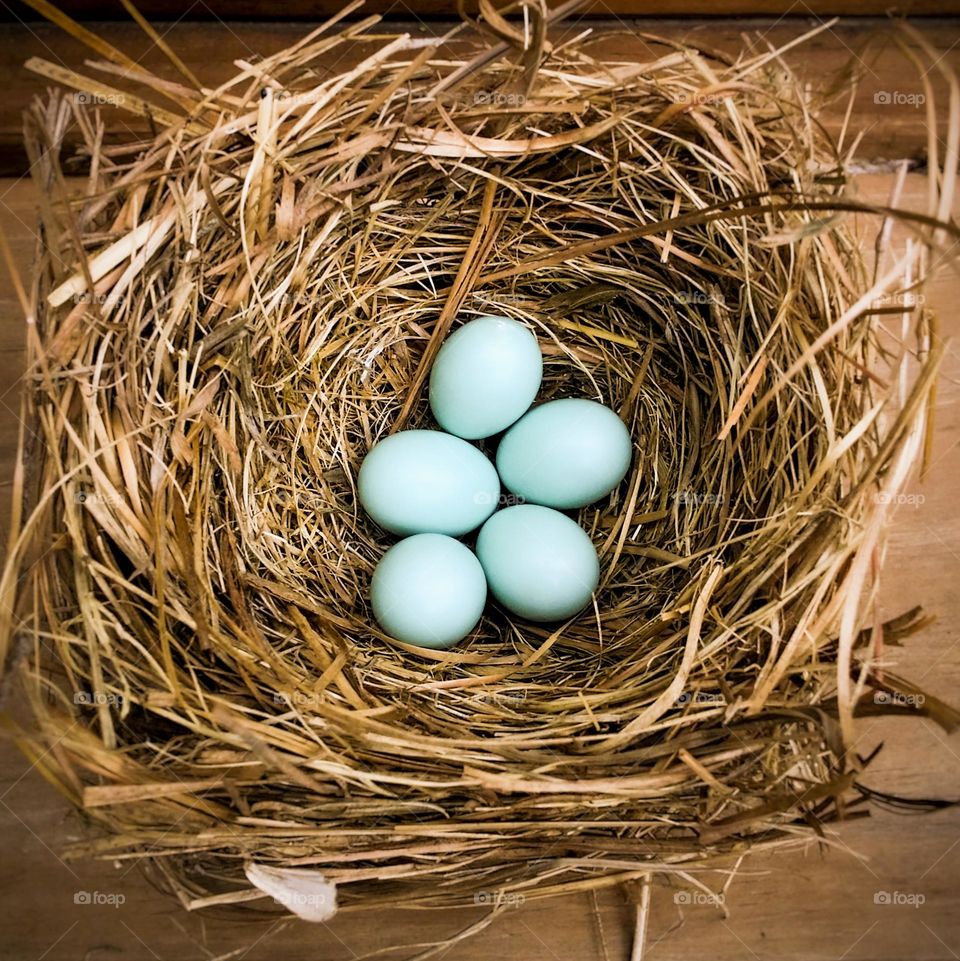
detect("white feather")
[244,863,338,922]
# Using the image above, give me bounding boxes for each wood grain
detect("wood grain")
[0,19,958,175]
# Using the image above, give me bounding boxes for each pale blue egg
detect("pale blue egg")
[371,533,487,649]
[358,430,499,536]
[429,315,543,439]
[475,505,599,621]
[496,398,632,509]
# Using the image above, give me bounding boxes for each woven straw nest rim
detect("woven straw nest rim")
[3,4,960,922]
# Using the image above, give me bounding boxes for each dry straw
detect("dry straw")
[2,0,960,947]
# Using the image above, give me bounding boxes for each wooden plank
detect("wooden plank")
[0,167,959,959]
[0,19,958,176]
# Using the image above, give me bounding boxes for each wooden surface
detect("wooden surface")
[1,17,960,961]
[0,19,959,174]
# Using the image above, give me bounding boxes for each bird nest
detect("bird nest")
[3,1,959,939]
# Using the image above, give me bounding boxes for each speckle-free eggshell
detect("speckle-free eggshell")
[358,430,499,536]
[371,533,487,649]
[429,315,543,439]
[496,398,632,509]
[475,504,599,622]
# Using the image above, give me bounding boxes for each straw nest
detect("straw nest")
[3,1,960,925]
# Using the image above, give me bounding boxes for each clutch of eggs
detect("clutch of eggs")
[357,314,632,649]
